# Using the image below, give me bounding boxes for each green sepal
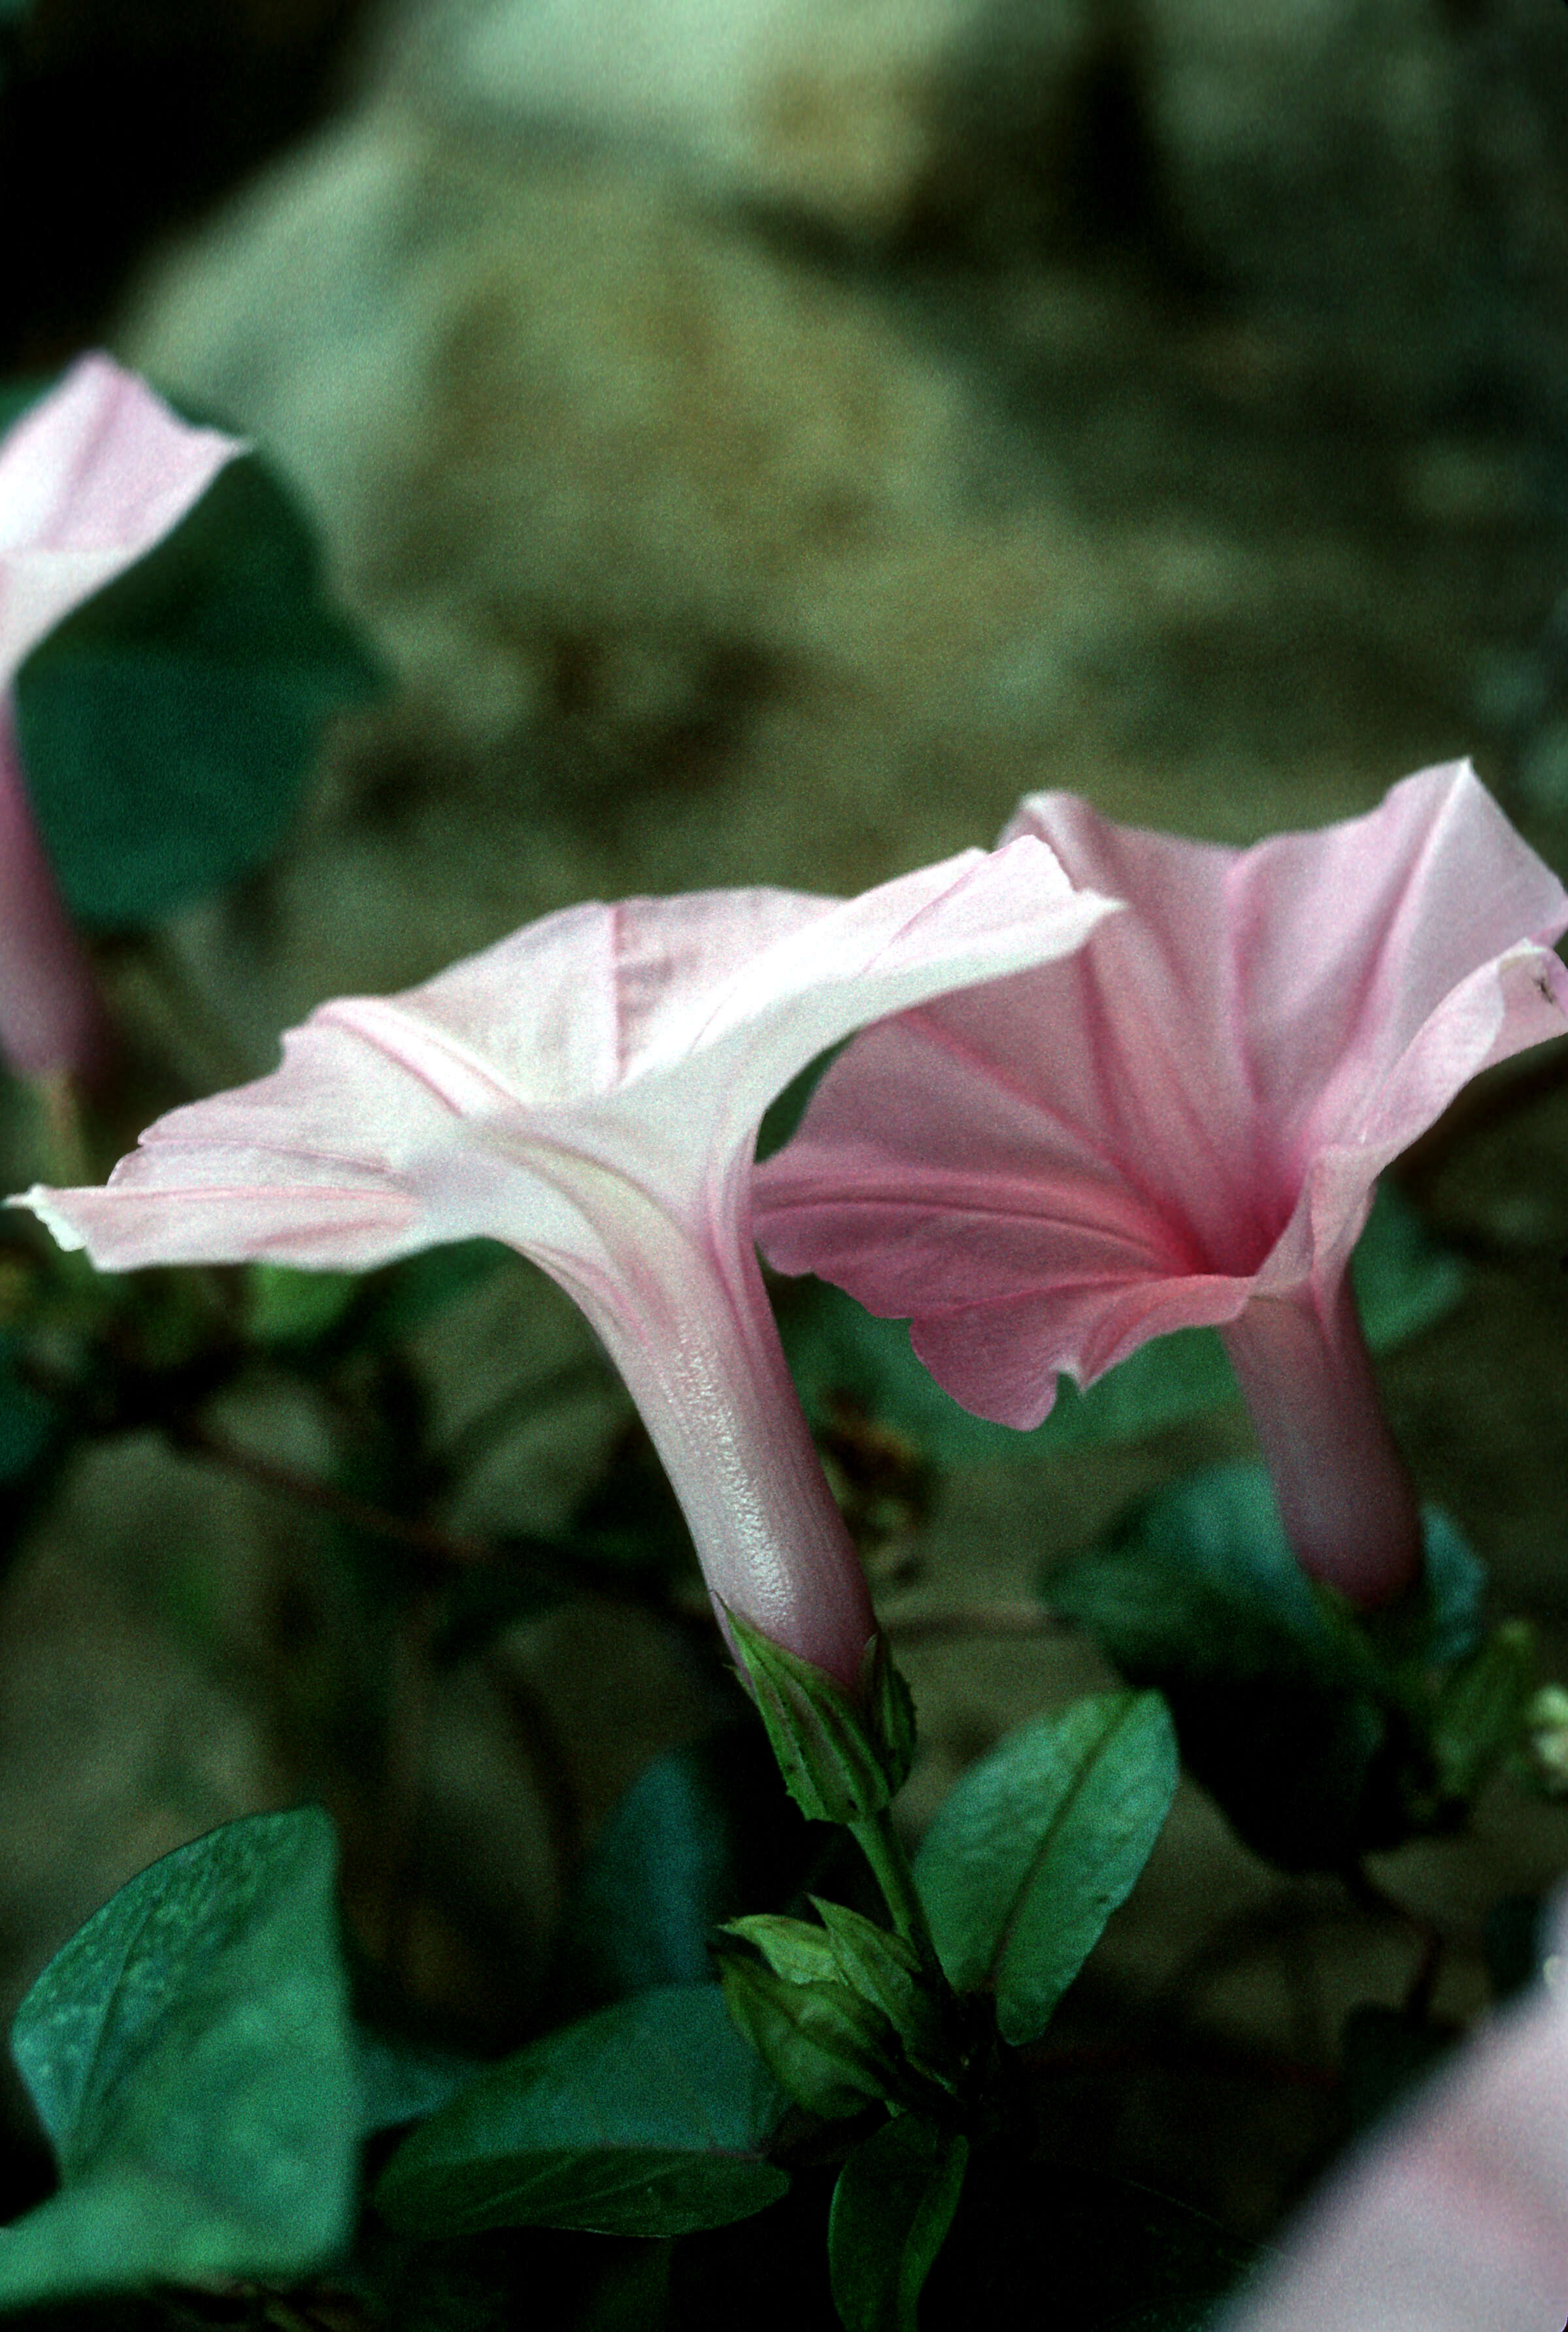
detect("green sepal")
[810,1901,954,2084]
[716,1948,899,2120]
[727,1611,915,1823]
[1429,1620,1538,1804]
[829,2113,969,2332]
[863,1630,918,1795]
[722,1913,842,1988]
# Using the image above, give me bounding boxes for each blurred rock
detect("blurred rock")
[120,103,1150,1047]
[382,0,1101,241]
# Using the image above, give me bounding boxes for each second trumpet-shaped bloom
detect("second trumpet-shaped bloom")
[0,355,241,1079]
[16,841,1116,1685]
[754,764,1568,1604]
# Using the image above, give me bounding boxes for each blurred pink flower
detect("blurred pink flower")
[16,844,1116,1683]
[1218,1902,1568,2331]
[754,765,1568,1604]
[0,355,241,1079]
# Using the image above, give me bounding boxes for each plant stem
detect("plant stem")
[850,1806,943,1980]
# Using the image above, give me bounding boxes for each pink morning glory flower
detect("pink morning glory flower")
[0,355,241,1079]
[1218,1901,1568,2331]
[14,844,1117,1685]
[754,764,1568,1605]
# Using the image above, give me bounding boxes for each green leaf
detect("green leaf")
[557,1746,745,1999]
[779,1184,1462,1466]
[0,1807,356,2308]
[375,1986,788,2239]
[1048,1467,1487,1870]
[912,1692,1177,2046]
[15,442,384,930]
[828,2114,968,2332]
[1052,1466,1350,1690]
[357,1240,508,1343]
[716,1953,899,2120]
[725,1904,954,2095]
[756,1044,848,1164]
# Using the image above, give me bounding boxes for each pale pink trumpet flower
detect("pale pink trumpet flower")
[0,355,242,1079]
[754,765,1568,1606]
[1218,1899,1568,2332]
[15,845,1118,1684]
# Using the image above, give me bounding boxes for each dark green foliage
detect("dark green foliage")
[1048,1466,1491,1871]
[375,1987,788,2240]
[726,1612,915,1824]
[922,2159,1254,2331]
[716,1952,900,2120]
[913,1693,1178,2045]
[0,1332,61,1484]
[0,1808,357,2308]
[829,2114,969,2332]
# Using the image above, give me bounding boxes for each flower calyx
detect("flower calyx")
[714,1901,958,2121]
[726,1610,915,1823]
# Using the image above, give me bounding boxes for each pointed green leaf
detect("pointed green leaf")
[561,1745,756,2001]
[16,441,384,930]
[0,1808,356,2308]
[913,1693,1177,2046]
[375,1986,787,2239]
[828,2114,967,2332]
[355,2028,483,2138]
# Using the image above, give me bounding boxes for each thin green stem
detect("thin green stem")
[850,1807,942,1980]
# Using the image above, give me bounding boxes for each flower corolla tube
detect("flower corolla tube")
[0,356,241,1079]
[754,765,1568,1604]
[16,844,1118,1683]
